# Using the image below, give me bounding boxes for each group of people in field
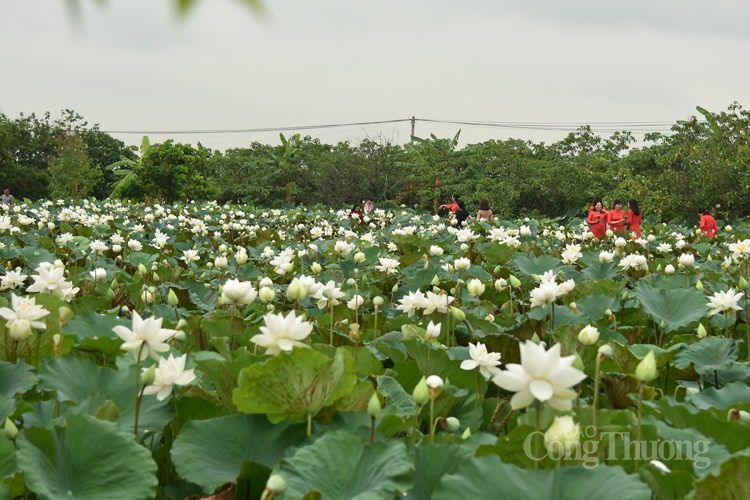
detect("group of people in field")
[439,194,490,227]
[586,197,642,239]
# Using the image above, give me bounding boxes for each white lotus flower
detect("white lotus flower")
[467,279,485,297]
[678,253,695,268]
[1,269,27,290]
[529,281,558,308]
[599,251,614,263]
[664,264,675,275]
[313,281,346,309]
[657,243,672,253]
[112,311,176,361]
[520,225,532,236]
[250,310,313,355]
[89,239,108,254]
[89,268,106,281]
[422,290,454,315]
[429,245,444,257]
[454,257,471,270]
[26,265,79,302]
[214,256,228,269]
[729,239,750,260]
[128,240,143,252]
[425,321,441,340]
[426,375,443,389]
[375,257,400,275]
[347,295,364,310]
[492,340,586,411]
[221,279,257,306]
[143,353,196,401]
[707,289,744,316]
[578,324,600,345]
[460,342,502,379]
[396,290,429,317]
[0,293,50,341]
[181,249,200,263]
[334,240,355,257]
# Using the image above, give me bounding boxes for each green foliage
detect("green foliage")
[49,133,102,203]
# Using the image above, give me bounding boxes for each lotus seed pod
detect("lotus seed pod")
[58,306,73,319]
[728,409,750,424]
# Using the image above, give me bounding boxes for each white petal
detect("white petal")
[461,360,479,371]
[510,389,535,409]
[529,379,554,401]
[492,370,530,392]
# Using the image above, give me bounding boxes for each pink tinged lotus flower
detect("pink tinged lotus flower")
[143,354,196,401]
[707,288,744,316]
[112,311,176,361]
[250,310,313,355]
[460,342,502,379]
[492,340,586,412]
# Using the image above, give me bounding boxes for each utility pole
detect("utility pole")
[410,116,415,142]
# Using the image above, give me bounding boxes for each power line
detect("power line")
[102,117,684,136]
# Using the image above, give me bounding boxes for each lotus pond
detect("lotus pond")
[2,200,750,500]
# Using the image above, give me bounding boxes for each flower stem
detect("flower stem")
[593,353,602,428]
[474,369,481,432]
[307,412,312,437]
[634,382,645,470]
[429,397,436,444]
[329,300,334,345]
[411,405,421,443]
[373,308,379,347]
[134,385,146,436]
[133,344,144,436]
[534,400,541,470]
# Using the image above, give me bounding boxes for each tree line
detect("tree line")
[2,103,749,222]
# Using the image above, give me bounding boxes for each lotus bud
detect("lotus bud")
[431,274,440,286]
[660,320,665,329]
[740,277,749,291]
[340,318,349,326]
[4,417,18,441]
[259,286,275,303]
[141,365,156,386]
[451,306,465,321]
[286,279,306,301]
[138,263,148,275]
[531,274,541,282]
[655,264,662,272]
[367,392,382,419]
[177,318,189,331]
[647,234,656,242]
[695,280,704,291]
[531,333,541,345]
[392,284,399,293]
[445,416,460,432]
[597,344,613,359]
[310,262,322,274]
[121,306,130,315]
[621,290,629,300]
[484,314,494,322]
[697,323,707,339]
[174,330,186,342]
[613,249,620,258]
[578,324,600,346]
[545,415,581,456]
[493,265,503,274]
[572,352,585,372]
[569,302,578,313]
[373,296,384,309]
[353,251,366,263]
[236,253,248,265]
[728,409,750,424]
[494,278,507,292]
[168,289,179,306]
[461,427,471,439]
[58,306,73,320]
[635,350,658,383]
[106,287,116,299]
[509,275,521,288]
[346,278,356,287]
[262,474,287,500]
[707,255,712,261]
[413,377,430,405]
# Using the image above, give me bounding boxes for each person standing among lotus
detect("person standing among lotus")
[587,201,607,239]
[698,207,718,238]
[627,198,642,238]
[349,203,364,221]
[607,199,626,234]
[440,194,461,213]
[0,188,14,208]
[476,199,493,222]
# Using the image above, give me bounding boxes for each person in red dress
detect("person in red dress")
[350,204,364,221]
[440,194,461,213]
[607,199,626,234]
[627,198,642,238]
[587,201,608,239]
[588,196,607,213]
[698,207,718,238]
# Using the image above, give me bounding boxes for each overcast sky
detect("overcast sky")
[2,0,749,151]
